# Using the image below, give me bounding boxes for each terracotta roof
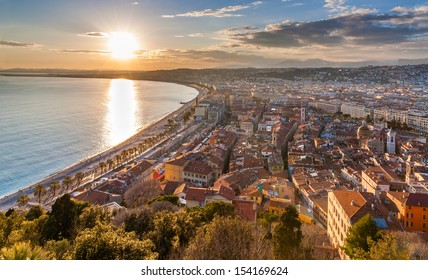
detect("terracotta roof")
[330,190,370,220]
[186,187,215,202]
[406,193,428,207]
[216,185,235,200]
[74,190,111,205]
[233,199,256,221]
[128,160,153,177]
[163,181,182,195]
[166,156,188,167]
[184,161,213,176]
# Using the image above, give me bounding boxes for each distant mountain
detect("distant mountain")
[274,58,428,68]
[397,58,428,66]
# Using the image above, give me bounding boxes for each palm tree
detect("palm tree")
[75,172,84,188]
[16,194,30,209]
[1,242,50,260]
[114,154,121,166]
[50,181,60,198]
[34,184,46,205]
[63,176,73,191]
[138,143,143,153]
[107,159,114,170]
[99,161,106,173]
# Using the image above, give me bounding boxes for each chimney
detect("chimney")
[351,200,355,206]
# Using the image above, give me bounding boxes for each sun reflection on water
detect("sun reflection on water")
[106,79,137,145]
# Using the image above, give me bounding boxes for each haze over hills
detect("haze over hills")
[274,58,428,68]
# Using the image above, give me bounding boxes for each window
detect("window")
[410,222,413,227]
[406,213,409,218]
[423,223,426,229]
[406,221,409,227]
[424,208,426,211]
[423,215,426,220]
[411,213,414,218]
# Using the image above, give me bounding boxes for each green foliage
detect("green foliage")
[78,205,111,230]
[45,239,71,260]
[257,212,279,239]
[25,206,44,221]
[0,211,25,248]
[368,234,409,260]
[120,208,154,238]
[68,223,157,260]
[0,241,51,260]
[203,201,236,222]
[185,216,254,260]
[343,214,381,259]
[149,195,180,205]
[41,194,87,242]
[272,206,303,259]
[149,211,180,259]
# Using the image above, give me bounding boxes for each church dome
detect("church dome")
[357,121,371,140]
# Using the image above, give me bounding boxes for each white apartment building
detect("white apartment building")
[341,102,373,119]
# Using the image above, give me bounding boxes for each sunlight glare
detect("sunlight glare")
[106,79,137,145]
[108,32,138,59]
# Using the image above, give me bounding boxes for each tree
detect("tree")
[0,242,51,260]
[78,205,111,231]
[41,194,87,242]
[257,212,279,239]
[68,223,157,260]
[16,194,30,209]
[272,206,303,259]
[25,206,44,221]
[107,159,114,170]
[203,201,236,222]
[74,172,84,188]
[34,184,47,205]
[343,214,381,259]
[184,216,254,260]
[99,162,106,173]
[50,181,60,198]
[368,233,409,260]
[63,176,73,192]
[114,207,154,239]
[148,211,180,259]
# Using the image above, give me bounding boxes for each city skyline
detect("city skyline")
[1,0,428,70]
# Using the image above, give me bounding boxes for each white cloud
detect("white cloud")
[162,1,262,18]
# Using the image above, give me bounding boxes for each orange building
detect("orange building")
[387,192,428,234]
[402,193,428,233]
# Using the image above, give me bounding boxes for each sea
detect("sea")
[0,76,198,198]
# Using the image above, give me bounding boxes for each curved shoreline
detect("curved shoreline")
[0,79,205,211]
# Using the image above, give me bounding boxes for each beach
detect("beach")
[0,80,207,212]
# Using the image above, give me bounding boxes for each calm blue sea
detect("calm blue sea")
[0,76,197,197]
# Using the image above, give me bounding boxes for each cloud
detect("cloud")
[391,6,410,14]
[162,1,262,18]
[175,33,205,38]
[78,32,109,38]
[228,10,428,48]
[0,40,37,47]
[323,0,377,16]
[58,49,109,54]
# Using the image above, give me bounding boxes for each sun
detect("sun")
[108,32,139,60]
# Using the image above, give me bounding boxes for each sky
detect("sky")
[1,0,428,70]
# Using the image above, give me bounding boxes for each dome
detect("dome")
[357,121,371,140]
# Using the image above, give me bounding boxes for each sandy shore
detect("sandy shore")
[0,81,206,212]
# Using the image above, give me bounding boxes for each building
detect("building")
[341,102,373,119]
[387,192,428,234]
[386,129,396,154]
[361,166,406,196]
[327,190,400,254]
[183,161,215,187]
[164,156,188,182]
[315,101,341,113]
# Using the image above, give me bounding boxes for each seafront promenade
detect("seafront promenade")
[0,83,208,212]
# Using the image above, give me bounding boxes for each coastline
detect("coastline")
[0,78,205,211]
